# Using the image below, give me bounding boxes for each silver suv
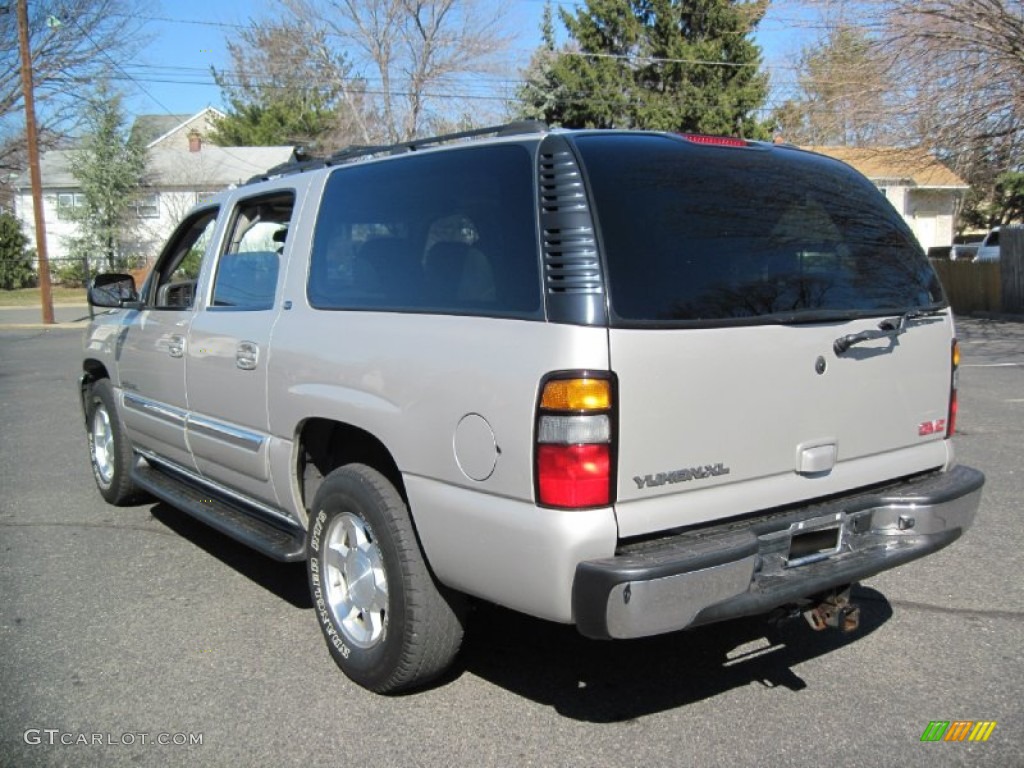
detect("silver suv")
[82,123,984,693]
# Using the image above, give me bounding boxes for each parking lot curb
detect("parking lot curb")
[0,322,88,330]
[968,311,1024,323]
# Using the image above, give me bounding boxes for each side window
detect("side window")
[308,145,541,318]
[210,192,294,311]
[149,208,219,310]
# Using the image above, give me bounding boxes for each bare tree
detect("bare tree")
[776,0,1022,228]
[773,21,897,146]
[284,0,514,143]
[0,0,148,177]
[798,2,1022,164]
[883,0,1024,177]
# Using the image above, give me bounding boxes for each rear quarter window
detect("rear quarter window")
[574,134,944,327]
[308,145,542,318]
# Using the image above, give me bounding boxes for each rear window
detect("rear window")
[574,134,944,326]
[308,144,541,318]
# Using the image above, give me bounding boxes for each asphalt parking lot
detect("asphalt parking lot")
[0,316,1021,767]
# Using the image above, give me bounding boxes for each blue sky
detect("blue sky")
[116,0,814,122]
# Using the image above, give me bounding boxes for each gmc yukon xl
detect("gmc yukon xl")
[81,124,984,692]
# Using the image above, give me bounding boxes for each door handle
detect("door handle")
[236,341,259,370]
[167,334,185,358]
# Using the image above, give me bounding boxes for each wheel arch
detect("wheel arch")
[80,359,110,425]
[296,417,407,516]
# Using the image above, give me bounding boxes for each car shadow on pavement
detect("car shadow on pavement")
[146,499,892,719]
[454,584,892,722]
[149,502,312,610]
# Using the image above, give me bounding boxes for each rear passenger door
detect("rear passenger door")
[185,191,295,509]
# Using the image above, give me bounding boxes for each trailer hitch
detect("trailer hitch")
[803,587,860,633]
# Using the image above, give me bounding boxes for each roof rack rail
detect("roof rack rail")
[245,120,548,185]
[324,120,548,165]
[245,157,326,185]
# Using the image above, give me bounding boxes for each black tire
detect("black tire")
[307,464,464,693]
[85,379,141,506]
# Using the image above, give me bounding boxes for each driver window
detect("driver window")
[150,208,219,309]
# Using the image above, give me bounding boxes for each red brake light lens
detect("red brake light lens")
[537,444,611,507]
[679,133,749,148]
[947,339,960,437]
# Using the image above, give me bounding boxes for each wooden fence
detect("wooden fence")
[930,227,1023,315]
[930,259,1002,314]
[1002,228,1024,314]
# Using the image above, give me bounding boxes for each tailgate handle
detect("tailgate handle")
[796,440,837,475]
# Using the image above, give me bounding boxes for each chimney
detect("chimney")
[188,129,202,153]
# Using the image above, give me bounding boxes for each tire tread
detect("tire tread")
[310,464,464,693]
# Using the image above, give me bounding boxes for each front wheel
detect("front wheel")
[85,379,142,506]
[308,464,464,693]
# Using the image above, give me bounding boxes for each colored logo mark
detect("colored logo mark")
[920,721,997,742]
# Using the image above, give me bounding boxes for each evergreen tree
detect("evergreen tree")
[961,170,1024,230]
[0,211,36,290]
[210,21,365,152]
[518,0,770,137]
[66,86,147,273]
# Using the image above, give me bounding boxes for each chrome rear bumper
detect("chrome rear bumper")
[573,465,984,639]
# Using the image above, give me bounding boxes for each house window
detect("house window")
[56,193,85,220]
[132,192,160,219]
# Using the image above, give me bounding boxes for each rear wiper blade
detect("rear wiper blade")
[833,308,944,355]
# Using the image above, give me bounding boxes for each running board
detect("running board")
[132,463,307,562]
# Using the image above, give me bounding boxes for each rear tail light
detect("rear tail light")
[947,339,960,437]
[535,374,615,508]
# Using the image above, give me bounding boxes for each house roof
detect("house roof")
[804,146,968,189]
[16,145,295,190]
[142,107,226,149]
[146,146,295,187]
[129,114,193,147]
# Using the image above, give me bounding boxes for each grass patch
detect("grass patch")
[0,285,89,307]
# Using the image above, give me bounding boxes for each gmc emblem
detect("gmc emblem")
[919,419,946,436]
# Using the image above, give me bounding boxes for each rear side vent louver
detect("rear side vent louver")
[538,135,607,325]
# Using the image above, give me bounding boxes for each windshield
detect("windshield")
[574,134,945,327]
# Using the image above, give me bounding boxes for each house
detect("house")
[14,107,294,270]
[804,146,969,251]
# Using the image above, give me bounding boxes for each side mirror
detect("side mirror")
[88,273,140,308]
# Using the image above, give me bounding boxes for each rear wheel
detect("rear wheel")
[307,464,464,693]
[86,379,141,505]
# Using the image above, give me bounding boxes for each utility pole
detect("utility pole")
[16,0,55,324]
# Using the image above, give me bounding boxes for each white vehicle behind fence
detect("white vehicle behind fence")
[973,227,1001,263]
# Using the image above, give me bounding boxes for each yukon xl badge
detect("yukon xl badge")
[633,463,731,489]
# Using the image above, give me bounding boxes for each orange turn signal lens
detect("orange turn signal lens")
[540,378,611,411]
[952,339,961,369]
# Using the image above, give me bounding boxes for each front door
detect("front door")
[118,207,220,471]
